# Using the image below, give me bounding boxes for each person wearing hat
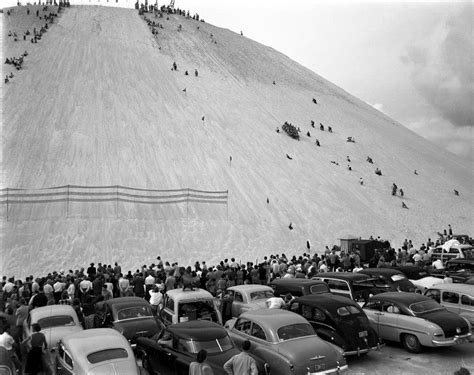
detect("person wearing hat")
[87,263,96,279]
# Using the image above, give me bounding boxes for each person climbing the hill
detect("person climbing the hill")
[400,188,404,197]
[320,123,324,131]
[195,69,198,77]
[414,170,418,175]
[375,168,382,176]
[367,156,373,164]
[402,202,408,209]
[328,126,333,133]
[359,177,364,185]
[172,61,177,71]
[347,165,352,171]
[392,183,397,196]
[311,120,315,128]
[286,154,293,160]
[346,156,351,162]
[307,131,311,137]
[185,70,188,75]
[312,98,318,104]
[454,189,459,196]
[315,139,320,146]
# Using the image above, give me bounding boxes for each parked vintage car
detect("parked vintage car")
[136,320,266,374]
[390,266,443,293]
[23,305,83,351]
[56,328,146,375]
[159,288,222,326]
[268,278,330,298]
[313,273,385,303]
[424,284,474,331]
[431,241,473,264]
[220,285,274,321]
[95,297,162,344]
[225,309,348,374]
[288,294,382,356]
[0,346,16,375]
[432,258,474,283]
[363,292,472,353]
[358,268,416,292]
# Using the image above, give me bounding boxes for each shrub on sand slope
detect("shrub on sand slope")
[282,122,299,140]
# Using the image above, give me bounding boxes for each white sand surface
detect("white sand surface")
[1,6,472,278]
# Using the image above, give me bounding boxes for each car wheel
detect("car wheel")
[402,333,421,353]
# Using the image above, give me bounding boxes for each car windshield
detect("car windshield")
[277,323,315,341]
[117,305,153,320]
[250,291,274,300]
[183,336,233,354]
[409,300,444,315]
[37,315,75,329]
[337,305,362,317]
[87,348,128,364]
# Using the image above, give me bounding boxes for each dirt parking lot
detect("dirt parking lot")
[346,340,474,374]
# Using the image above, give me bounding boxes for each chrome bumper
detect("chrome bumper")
[432,333,472,346]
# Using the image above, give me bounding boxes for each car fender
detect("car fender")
[316,327,345,349]
[252,345,289,375]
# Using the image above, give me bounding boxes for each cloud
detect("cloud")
[401,4,473,128]
[406,116,473,162]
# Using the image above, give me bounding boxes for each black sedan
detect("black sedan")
[358,268,416,292]
[288,294,382,356]
[136,320,267,375]
[95,296,162,344]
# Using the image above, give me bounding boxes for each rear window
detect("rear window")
[277,323,315,341]
[38,315,75,329]
[249,291,274,300]
[310,284,330,294]
[337,305,362,317]
[181,336,234,354]
[87,348,128,364]
[117,306,153,320]
[409,300,443,315]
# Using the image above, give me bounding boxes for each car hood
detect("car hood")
[113,318,159,340]
[88,360,139,375]
[45,326,83,350]
[421,310,470,336]
[276,336,344,368]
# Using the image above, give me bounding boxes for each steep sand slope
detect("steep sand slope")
[1,6,472,277]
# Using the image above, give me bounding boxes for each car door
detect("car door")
[376,302,401,342]
[231,317,252,348]
[441,291,461,315]
[160,296,174,326]
[231,291,244,317]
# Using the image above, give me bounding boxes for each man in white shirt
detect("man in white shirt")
[266,292,285,309]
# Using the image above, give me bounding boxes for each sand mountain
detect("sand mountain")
[2,5,472,277]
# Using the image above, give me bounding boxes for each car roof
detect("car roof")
[314,272,373,281]
[227,285,273,293]
[270,279,325,286]
[30,304,77,319]
[369,292,430,304]
[240,309,308,327]
[359,268,404,276]
[168,320,228,340]
[295,294,359,310]
[61,328,131,356]
[426,283,474,294]
[105,296,148,306]
[165,288,214,299]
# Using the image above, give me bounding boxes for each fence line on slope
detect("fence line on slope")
[0,185,228,220]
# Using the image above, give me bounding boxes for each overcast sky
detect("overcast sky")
[3,0,472,161]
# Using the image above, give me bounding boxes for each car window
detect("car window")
[326,280,350,291]
[165,297,174,311]
[425,289,441,303]
[383,304,400,314]
[461,295,474,306]
[409,300,443,315]
[38,315,75,329]
[250,323,267,341]
[87,348,128,364]
[178,301,217,323]
[364,301,382,311]
[65,351,73,367]
[277,323,315,341]
[117,306,153,320]
[311,308,326,321]
[234,292,243,302]
[442,292,460,304]
[249,291,273,300]
[310,284,330,294]
[192,336,234,354]
[337,305,361,317]
[235,318,251,335]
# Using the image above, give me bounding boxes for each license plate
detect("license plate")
[359,330,368,338]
